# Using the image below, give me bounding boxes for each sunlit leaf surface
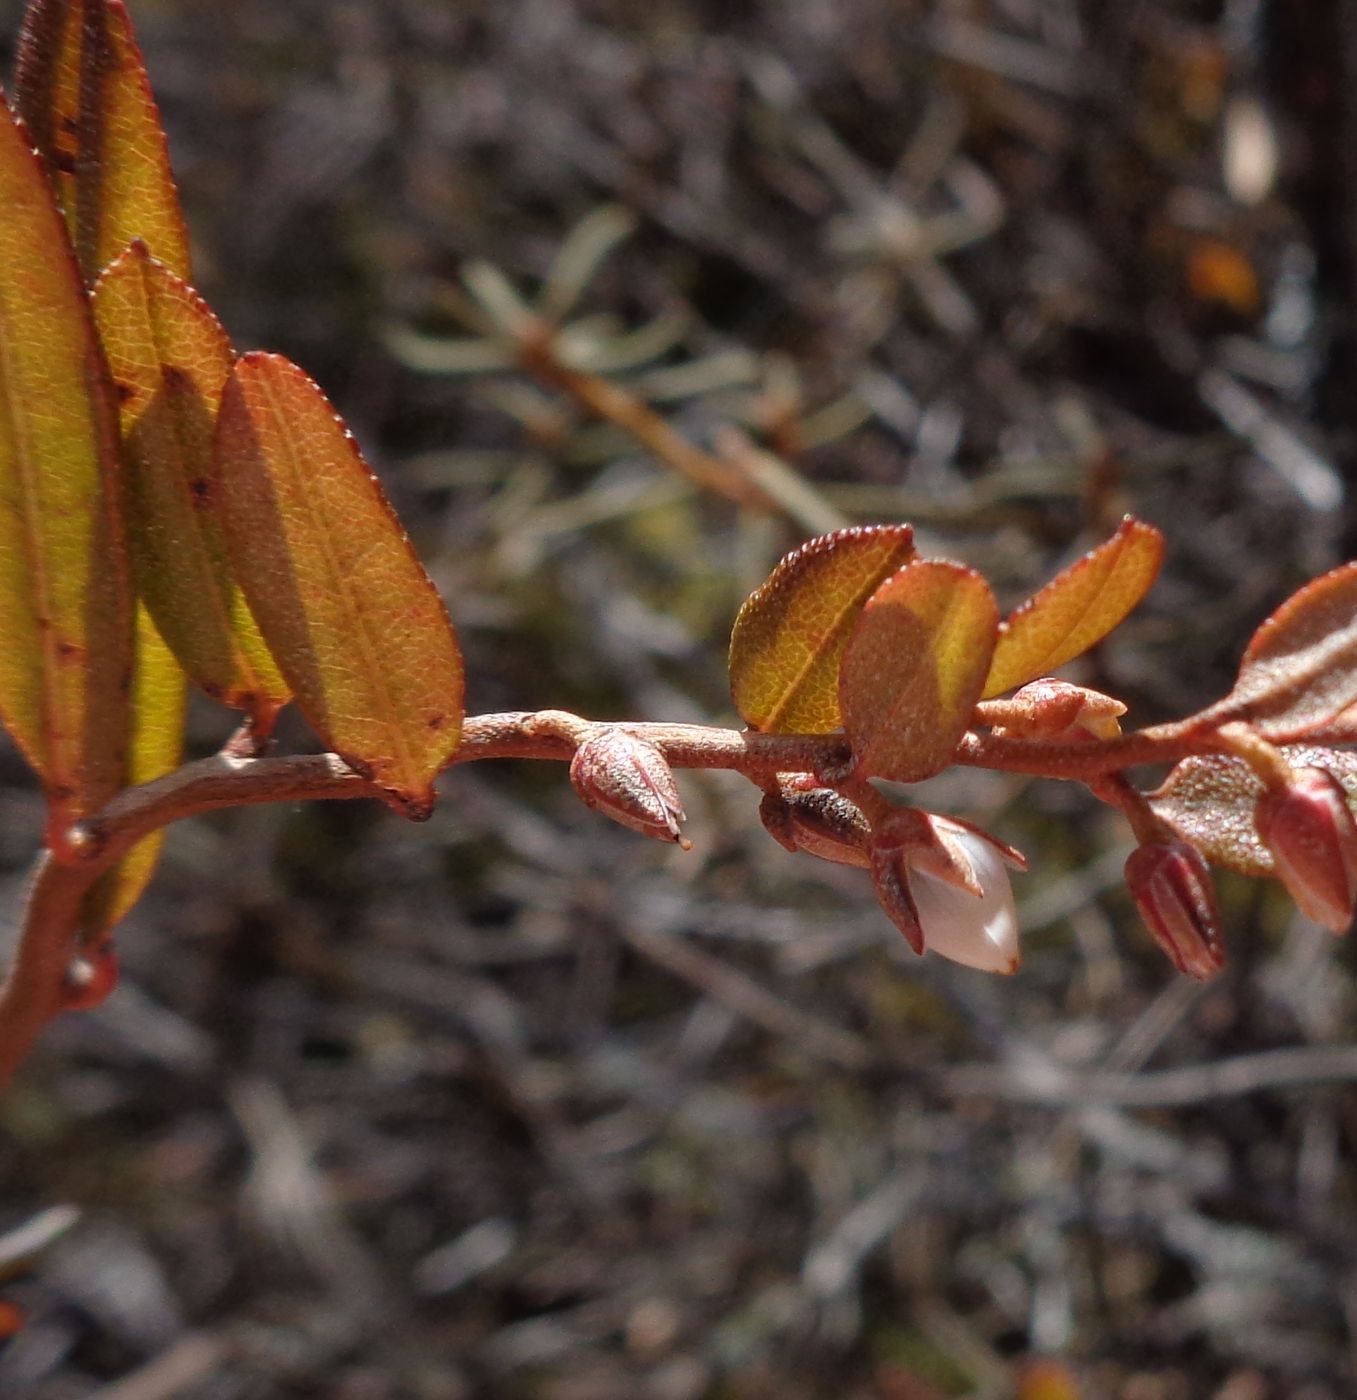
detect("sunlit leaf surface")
[983,517,1163,698]
[0,95,131,847]
[840,560,998,783]
[82,605,186,931]
[93,243,288,725]
[214,353,465,818]
[728,525,915,733]
[14,0,191,283]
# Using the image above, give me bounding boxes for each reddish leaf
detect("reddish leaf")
[728,525,916,732]
[214,353,464,818]
[92,243,288,725]
[1149,744,1357,877]
[1215,561,1357,738]
[982,517,1163,698]
[0,94,131,850]
[840,560,999,783]
[15,0,190,283]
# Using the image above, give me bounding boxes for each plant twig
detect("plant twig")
[0,707,1283,1089]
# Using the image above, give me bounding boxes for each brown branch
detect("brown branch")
[0,713,848,1087]
[953,718,1220,778]
[517,337,774,511]
[0,706,1254,1089]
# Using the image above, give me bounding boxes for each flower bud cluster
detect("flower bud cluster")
[564,709,1357,984]
[1122,756,1357,978]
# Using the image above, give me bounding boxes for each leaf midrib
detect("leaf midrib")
[760,545,912,732]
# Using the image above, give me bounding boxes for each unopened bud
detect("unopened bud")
[1255,766,1357,933]
[870,810,1024,971]
[1124,841,1224,979]
[990,679,1126,741]
[759,777,870,867]
[570,729,689,848]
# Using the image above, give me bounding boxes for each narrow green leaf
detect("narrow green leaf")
[0,93,132,851]
[83,604,186,931]
[728,525,916,733]
[214,353,465,818]
[92,242,289,726]
[839,560,998,783]
[1216,561,1357,738]
[15,0,191,283]
[982,517,1164,698]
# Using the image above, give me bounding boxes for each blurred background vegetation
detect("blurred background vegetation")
[3,1,1357,1395]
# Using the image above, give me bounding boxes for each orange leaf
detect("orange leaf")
[1216,561,1357,738]
[92,242,288,725]
[728,525,916,732]
[983,517,1163,698]
[214,353,464,818]
[15,0,191,283]
[0,94,132,850]
[840,560,998,783]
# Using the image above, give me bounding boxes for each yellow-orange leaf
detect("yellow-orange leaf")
[83,604,186,932]
[0,95,131,850]
[93,242,289,726]
[982,517,1164,698]
[1217,561,1357,738]
[840,560,998,783]
[15,0,191,283]
[214,353,464,818]
[728,525,916,732]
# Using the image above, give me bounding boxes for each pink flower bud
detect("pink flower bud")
[570,729,689,847]
[871,811,1025,972]
[1124,841,1224,979]
[1255,767,1357,933]
[758,777,870,868]
[990,678,1126,742]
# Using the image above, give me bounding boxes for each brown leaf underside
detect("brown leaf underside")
[1150,745,1357,877]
